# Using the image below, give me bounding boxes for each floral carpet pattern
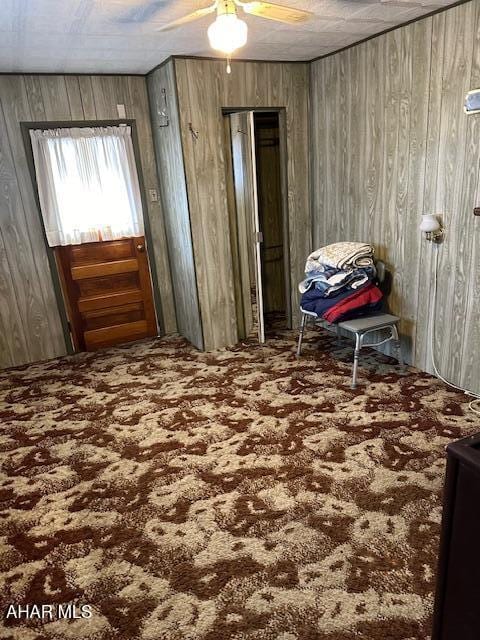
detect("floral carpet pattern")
[0,329,477,640]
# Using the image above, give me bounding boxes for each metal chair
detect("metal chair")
[296,261,404,389]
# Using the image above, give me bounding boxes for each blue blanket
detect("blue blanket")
[301,284,357,316]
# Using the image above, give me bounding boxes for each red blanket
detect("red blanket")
[323,282,383,323]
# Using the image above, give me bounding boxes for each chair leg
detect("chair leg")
[391,324,404,369]
[351,333,361,389]
[296,313,307,358]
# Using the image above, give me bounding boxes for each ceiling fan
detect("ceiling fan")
[157,1,313,71]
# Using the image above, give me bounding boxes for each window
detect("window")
[30,125,144,246]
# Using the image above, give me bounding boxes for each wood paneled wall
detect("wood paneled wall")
[147,62,203,349]
[0,74,176,368]
[310,0,480,393]
[173,58,310,350]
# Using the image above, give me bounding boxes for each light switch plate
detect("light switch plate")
[148,189,158,202]
[116,103,126,118]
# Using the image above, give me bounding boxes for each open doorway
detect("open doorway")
[225,109,290,344]
[254,112,287,334]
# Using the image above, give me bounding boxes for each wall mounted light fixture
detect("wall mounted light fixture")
[465,88,480,114]
[420,214,444,243]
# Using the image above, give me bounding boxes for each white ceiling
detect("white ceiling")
[0,0,460,74]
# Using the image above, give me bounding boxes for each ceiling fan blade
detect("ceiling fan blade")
[118,1,169,24]
[236,1,313,24]
[156,3,217,31]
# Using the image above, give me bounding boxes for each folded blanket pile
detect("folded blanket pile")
[299,242,383,323]
[305,242,374,272]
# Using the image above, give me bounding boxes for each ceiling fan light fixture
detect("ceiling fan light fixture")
[207,13,248,55]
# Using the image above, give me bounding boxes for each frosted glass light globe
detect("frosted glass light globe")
[419,214,440,233]
[208,14,248,54]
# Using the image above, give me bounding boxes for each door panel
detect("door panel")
[55,236,157,352]
[84,320,149,351]
[83,303,144,331]
[78,290,143,313]
[247,111,265,345]
[71,259,139,280]
[76,272,139,298]
[229,111,265,344]
[230,112,255,339]
[69,240,134,263]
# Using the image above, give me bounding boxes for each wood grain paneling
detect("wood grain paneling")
[147,61,203,349]
[125,75,177,335]
[173,58,310,350]
[0,76,65,366]
[461,3,480,392]
[310,0,480,394]
[0,73,176,368]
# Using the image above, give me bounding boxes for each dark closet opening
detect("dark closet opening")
[253,112,287,333]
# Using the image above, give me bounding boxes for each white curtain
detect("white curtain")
[30,126,145,246]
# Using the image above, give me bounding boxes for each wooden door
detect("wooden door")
[229,111,265,344]
[55,237,157,352]
[247,111,265,344]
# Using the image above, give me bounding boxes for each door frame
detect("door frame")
[21,119,164,353]
[222,106,292,332]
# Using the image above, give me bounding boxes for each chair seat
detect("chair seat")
[299,307,319,318]
[296,308,403,388]
[337,313,399,333]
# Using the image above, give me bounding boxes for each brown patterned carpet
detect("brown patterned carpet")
[0,328,478,640]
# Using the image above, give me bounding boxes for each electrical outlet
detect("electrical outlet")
[474,207,480,216]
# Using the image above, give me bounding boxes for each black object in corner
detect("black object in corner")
[432,432,480,640]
